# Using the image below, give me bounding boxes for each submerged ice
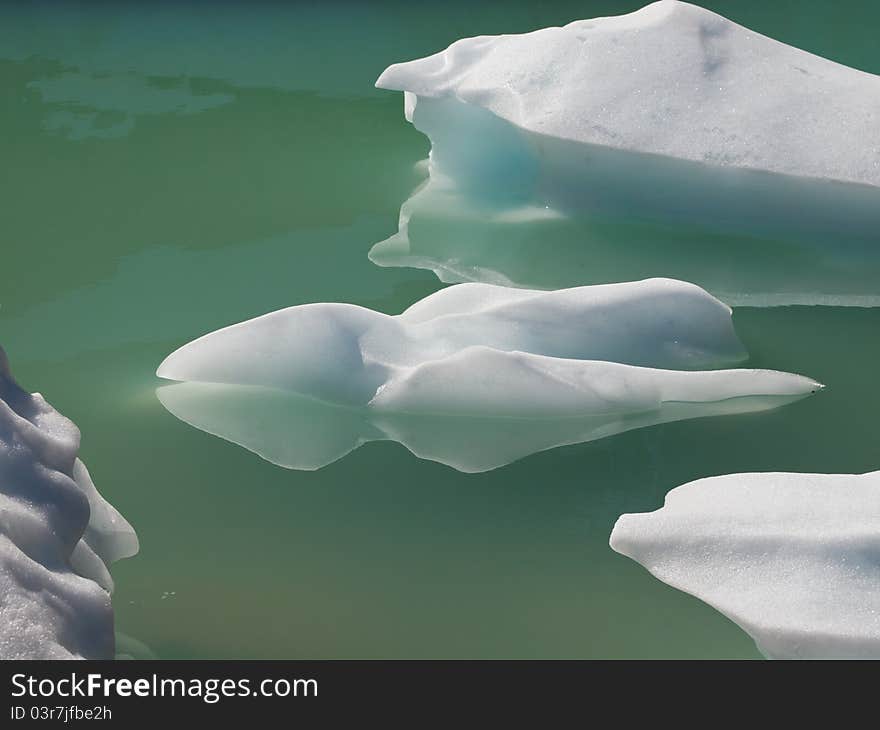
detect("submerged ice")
[157,279,820,472]
[373,0,880,304]
[0,346,138,659]
[611,471,880,659]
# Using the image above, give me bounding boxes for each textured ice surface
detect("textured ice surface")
[157,279,820,472]
[378,0,880,186]
[0,346,138,659]
[611,471,880,659]
[374,1,880,304]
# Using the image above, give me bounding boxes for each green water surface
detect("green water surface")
[2,1,879,658]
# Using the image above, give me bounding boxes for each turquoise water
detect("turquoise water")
[2,1,879,658]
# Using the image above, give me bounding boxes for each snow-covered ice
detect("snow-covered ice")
[0,345,138,659]
[373,0,880,304]
[611,471,880,659]
[156,279,820,472]
[377,0,880,186]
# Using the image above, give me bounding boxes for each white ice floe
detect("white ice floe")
[156,279,820,472]
[377,0,880,187]
[373,1,880,304]
[611,471,880,659]
[0,346,138,659]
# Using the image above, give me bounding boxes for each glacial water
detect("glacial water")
[2,1,879,658]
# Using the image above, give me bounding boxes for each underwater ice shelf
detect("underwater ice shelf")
[374,1,880,305]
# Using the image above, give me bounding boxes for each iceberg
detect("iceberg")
[610,471,880,659]
[156,279,821,472]
[0,345,138,659]
[373,1,880,305]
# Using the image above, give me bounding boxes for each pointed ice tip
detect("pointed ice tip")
[155,352,180,381]
[375,65,399,90]
[795,376,824,395]
[792,377,825,397]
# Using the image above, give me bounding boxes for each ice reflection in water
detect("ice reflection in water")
[372,97,880,306]
[157,382,812,473]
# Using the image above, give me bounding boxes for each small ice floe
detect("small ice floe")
[611,471,880,659]
[156,279,820,472]
[373,1,880,304]
[0,345,138,659]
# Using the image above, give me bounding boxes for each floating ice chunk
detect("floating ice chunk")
[374,1,880,304]
[0,345,138,659]
[610,471,880,659]
[377,0,880,186]
[157,278,751,400]
[156,279,820,472]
